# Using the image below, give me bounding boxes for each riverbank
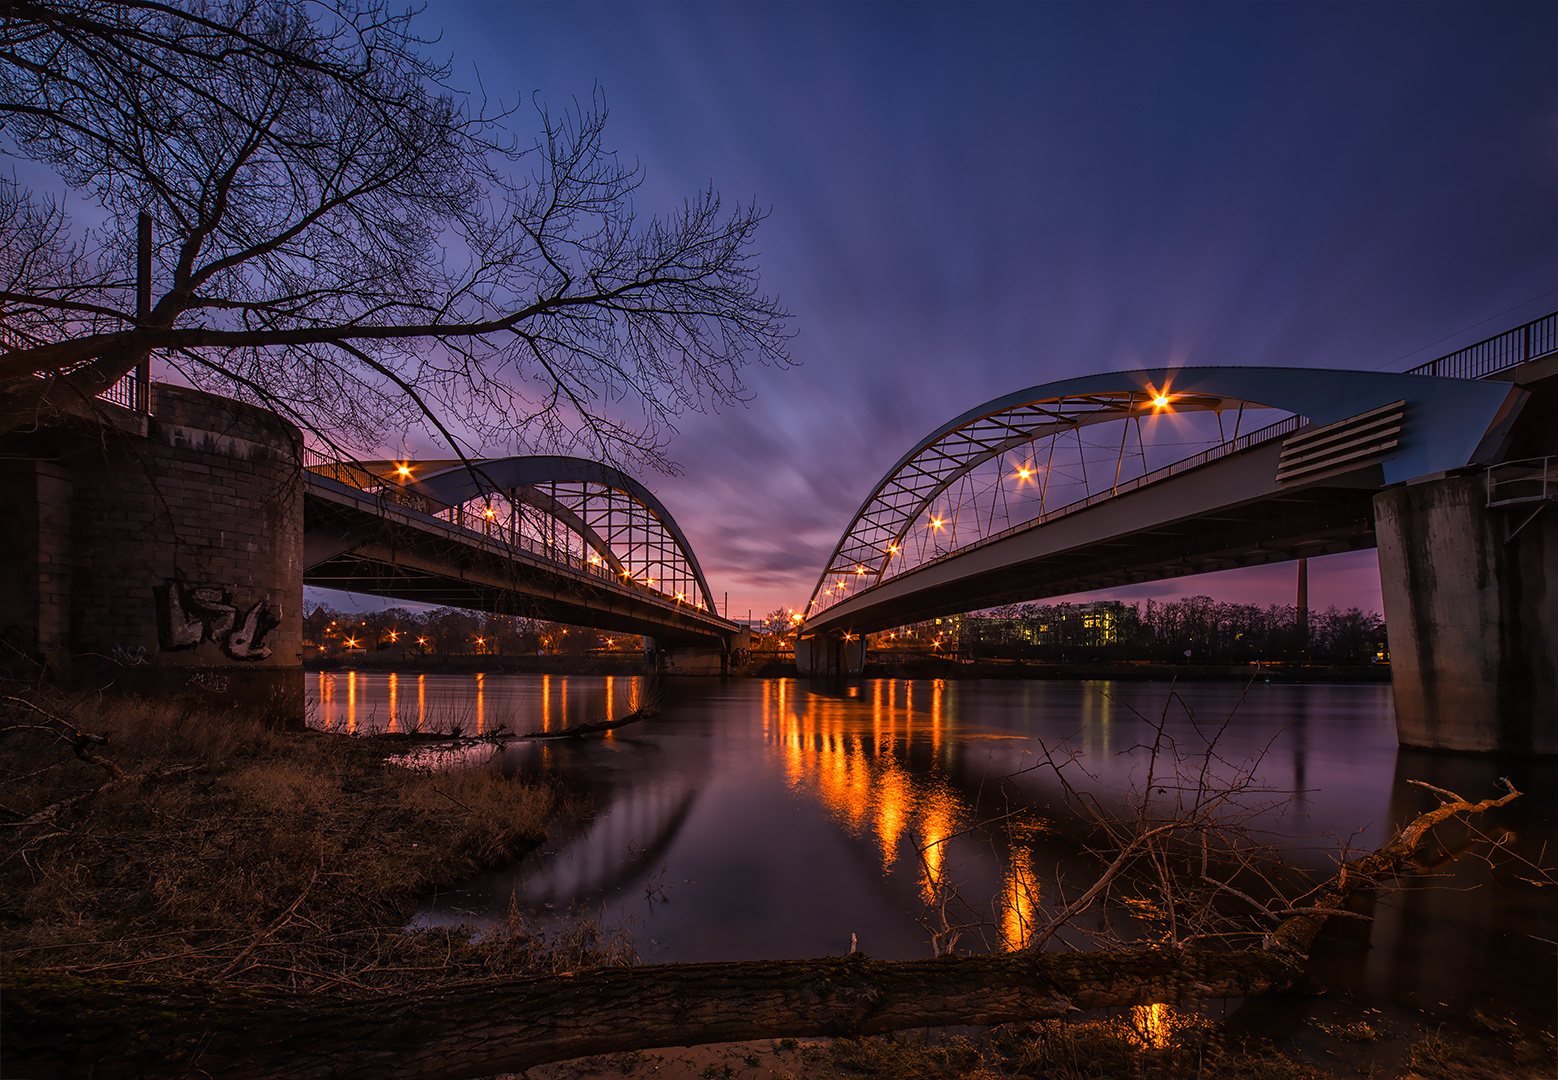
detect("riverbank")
[747,655,1393,682]
[5,687,1549,1079]
[313,652,1392,684]
[308,653,650,675]
[0,690,618,992]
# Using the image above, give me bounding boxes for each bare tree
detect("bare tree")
[0,0,789,464]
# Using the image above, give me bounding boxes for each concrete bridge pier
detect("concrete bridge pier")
[794,633,866,677]
[1374,471,1555,754]
[644,628,751,675]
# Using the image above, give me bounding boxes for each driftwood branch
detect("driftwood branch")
[3,781,1521,1080]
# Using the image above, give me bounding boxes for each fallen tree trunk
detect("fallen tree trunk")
[6,948,1310,1080]
[3,781,1518,1080]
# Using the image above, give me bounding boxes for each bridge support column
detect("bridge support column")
[795,634,865,677]
[1374,475,1556,753]
[0,384,305,722]
[643,637,740,675]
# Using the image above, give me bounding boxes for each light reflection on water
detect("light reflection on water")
[308,671,645,736]
[398,676,1551,1032]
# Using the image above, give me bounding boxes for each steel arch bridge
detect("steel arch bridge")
[304,454,735,646]
[800,363,1526,647]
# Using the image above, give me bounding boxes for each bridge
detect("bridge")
[797,312,1557,754]
[303,454,744,660]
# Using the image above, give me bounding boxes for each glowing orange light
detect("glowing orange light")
[929,517,944,529]
[394,462,412,478]
[1154,395,1169,408]
[1017,467,1031,479]
[345,636,359,648]
[676,592,685,601]
[417,637,426,645]
[484,507,495,518]
[855,565,865,574]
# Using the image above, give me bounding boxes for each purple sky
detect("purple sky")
[321,1,1557,620]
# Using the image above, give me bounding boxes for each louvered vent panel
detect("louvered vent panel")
[1276,400,1405,484]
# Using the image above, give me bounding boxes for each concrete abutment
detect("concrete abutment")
[1375,474,1556,753]
[1,384,304,720]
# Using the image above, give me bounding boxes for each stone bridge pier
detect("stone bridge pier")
[1,383,304,720]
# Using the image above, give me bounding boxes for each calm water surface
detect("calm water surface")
[309,673,1557,1032]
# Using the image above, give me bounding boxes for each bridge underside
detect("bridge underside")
[803,439,1382,639]
[305,481,734,647]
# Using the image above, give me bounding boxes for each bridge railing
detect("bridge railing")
[1406,310,1558,380]
[302,448,710,612]
[830,413,1303,603]
[1486,456,1553,508]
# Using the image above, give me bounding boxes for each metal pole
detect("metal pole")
[136,212,152,413]
[1296,557,1309,656]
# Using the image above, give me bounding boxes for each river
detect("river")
[309,672,1556,1038]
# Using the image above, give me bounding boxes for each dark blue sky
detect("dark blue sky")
[417,1,1557,619]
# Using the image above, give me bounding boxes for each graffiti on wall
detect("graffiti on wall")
[154,580,281,661]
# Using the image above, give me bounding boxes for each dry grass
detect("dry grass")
[0,687,613,990]
[806,1020,1339,1080]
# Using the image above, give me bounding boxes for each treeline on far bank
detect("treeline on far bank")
[903,596,1387,665]
[304,604,643,661]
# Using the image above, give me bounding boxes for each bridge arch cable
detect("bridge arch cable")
[404,456,722,615]
[805,383,1290,619]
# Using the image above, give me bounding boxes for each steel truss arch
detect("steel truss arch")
[406,455,720,616]
[805,366,1525,620]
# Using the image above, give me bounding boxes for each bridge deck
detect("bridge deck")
[802,435,1382,638]
[304,474,737,645]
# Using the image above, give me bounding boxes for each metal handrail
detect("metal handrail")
[25,365,149,414]
[1407,310,1558,380]
[1486,455,1554,507]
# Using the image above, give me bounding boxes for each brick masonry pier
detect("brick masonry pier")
[1,383,304,720]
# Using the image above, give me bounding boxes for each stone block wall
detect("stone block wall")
[2,384,305,719]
